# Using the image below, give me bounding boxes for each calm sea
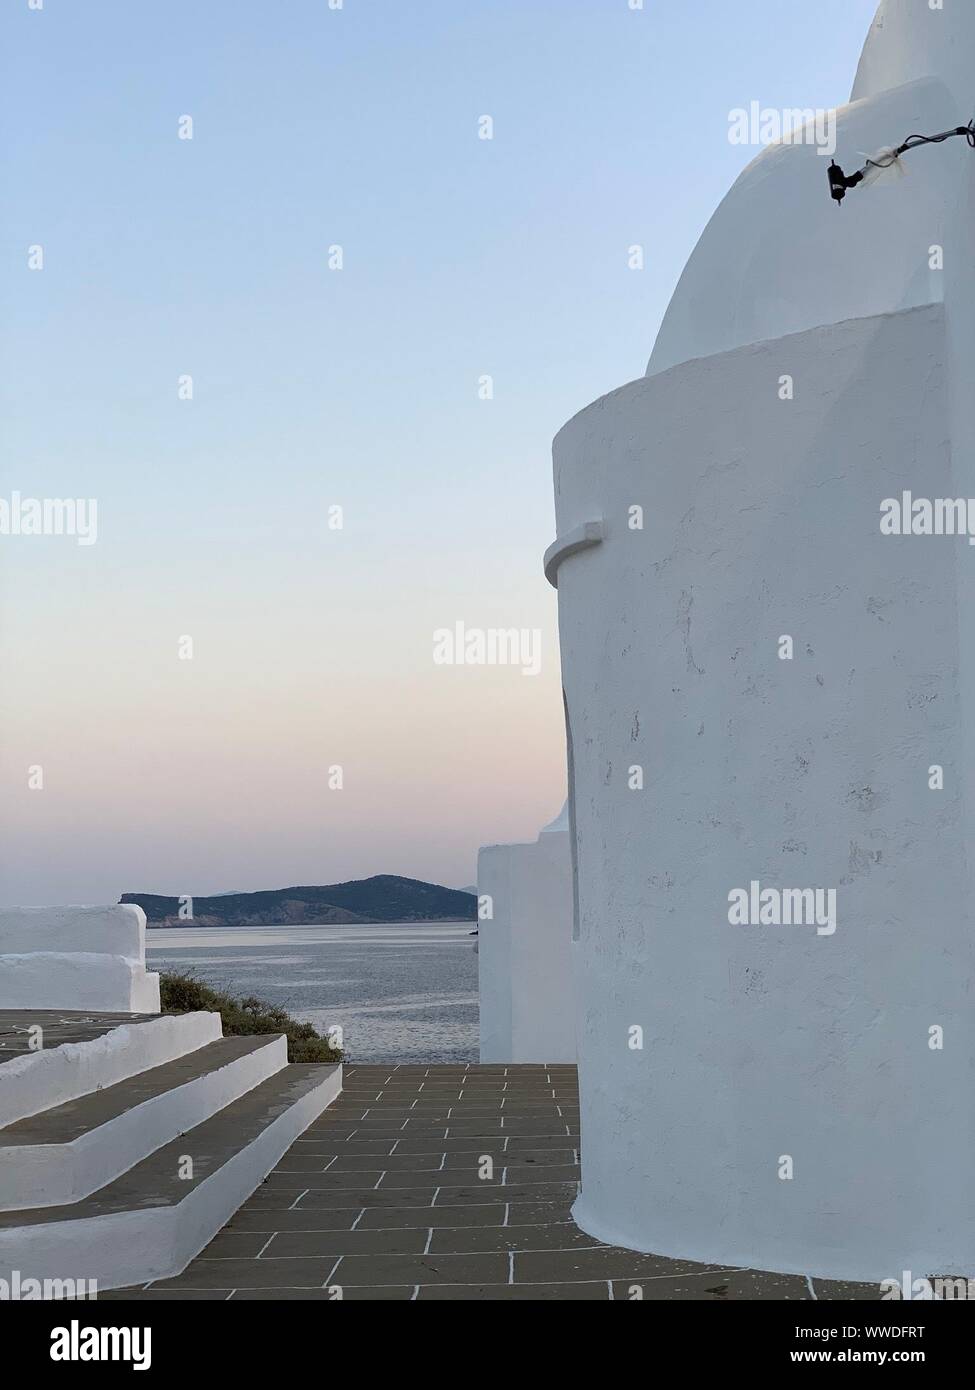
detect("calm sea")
[146,921,478,1064]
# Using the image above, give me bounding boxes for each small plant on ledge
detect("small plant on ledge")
[160,972,342,1063]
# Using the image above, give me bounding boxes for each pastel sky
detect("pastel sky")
[0,0,878,903]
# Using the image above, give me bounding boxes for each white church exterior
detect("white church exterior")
[3,0,973,1297]
[547,0,975,1280]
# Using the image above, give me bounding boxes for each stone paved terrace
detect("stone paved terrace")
[0,1010,159,1066]
[107,1064,881,1301]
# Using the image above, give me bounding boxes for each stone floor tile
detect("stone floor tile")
[334,1252,508,1286]
[417,1281,609,1300]
[100,1288,231,1301]
[355,1203,507,1230]
[232,1285,415,1301]
[514,1248,736,1284]
[429,1222,603,1254]
[610,1270,813,1301]
[196,1231,273,1259]
[812,1278,883,1301]
[225,1207,362,1233]
[263,1228,427,1258]
[150,1258,337,1290]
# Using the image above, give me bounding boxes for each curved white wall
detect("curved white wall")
[554,305,975,1281]
[550,1,975,1280]
[478,812,575,1064]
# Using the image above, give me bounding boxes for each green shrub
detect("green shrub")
[159,971,342,1063]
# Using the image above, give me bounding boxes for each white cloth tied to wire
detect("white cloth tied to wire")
[859,145,909,186]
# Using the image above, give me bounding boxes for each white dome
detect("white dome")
[645,1,973,381]
[852,0,975,111]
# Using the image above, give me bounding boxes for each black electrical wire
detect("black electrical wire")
[879,121,975,163]
[828,119,975,204]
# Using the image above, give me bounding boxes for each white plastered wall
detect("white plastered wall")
[554,305,973,1281]
[0,906,160,1013]
[549,0,975,1281]
[478,810,575,1064]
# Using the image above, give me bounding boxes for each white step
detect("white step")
[0,1011,222,1128]
[0,1034,287,1210]
[0,1064,342,1290]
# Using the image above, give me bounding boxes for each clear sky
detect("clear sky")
[0,0,879,904]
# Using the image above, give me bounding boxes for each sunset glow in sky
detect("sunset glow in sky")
[0,0,877,903]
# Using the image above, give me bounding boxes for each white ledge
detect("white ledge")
[543,520,603,588]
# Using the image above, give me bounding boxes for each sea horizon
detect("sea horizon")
[146,920,478,1065]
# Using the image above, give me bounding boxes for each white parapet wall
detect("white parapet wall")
[477,847,512,1062]
[478,806,575,1064]
[0,906,146,958]
[547,1,975,1282]
[0,906,160,1013]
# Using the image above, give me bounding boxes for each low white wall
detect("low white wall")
[0,904,160,1013]
[0,954,160,1014]
[478,811,575,1064]
[476,846,512,1062]
[0,905,146,959]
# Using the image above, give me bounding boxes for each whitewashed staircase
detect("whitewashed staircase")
[0,907,341,1290]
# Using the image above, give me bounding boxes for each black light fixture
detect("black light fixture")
[827,119,975,206]
[828,161,864,204]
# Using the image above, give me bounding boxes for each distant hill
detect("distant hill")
[121,875,477,928]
